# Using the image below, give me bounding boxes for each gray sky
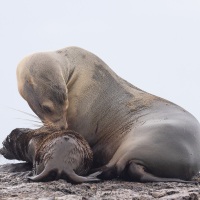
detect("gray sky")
[0,0,200,164]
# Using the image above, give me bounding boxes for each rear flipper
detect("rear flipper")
[28,168,102,183]
[65,170,102,184]
[126,161,196,183]
[28,167,52,182]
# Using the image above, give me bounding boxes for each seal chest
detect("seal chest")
[0,127,100,183]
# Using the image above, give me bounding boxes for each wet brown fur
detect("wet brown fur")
[0,127,94,181]
[34,127,93,176]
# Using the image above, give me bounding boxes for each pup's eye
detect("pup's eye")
[42,105,52,114]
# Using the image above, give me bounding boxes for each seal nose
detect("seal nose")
[54,117,68,130]
[58,121,68,130]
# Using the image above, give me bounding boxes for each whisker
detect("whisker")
[7,107,39,119]
[44,121,55,129]
[15,118,42,124]
[32,124,42,128]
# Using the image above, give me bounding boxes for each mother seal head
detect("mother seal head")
[17,52,69,129]
[17,46,200,182]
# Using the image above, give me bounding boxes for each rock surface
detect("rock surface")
[0,163,200,200]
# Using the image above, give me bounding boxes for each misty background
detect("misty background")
[0,1,200,164]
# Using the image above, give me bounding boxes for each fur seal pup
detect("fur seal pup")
[16,46,200,182]
[0,127,100,183]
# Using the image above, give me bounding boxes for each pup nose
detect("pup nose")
[0,148,4,155]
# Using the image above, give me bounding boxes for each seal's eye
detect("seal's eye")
[42,105,52,114]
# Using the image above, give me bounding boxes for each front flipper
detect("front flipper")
[127,161,196,183]
[91,165,120,180]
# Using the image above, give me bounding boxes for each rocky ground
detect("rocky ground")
[0,163,200,200]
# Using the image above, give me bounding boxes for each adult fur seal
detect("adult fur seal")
[0,127,100,183]
[16,46,200,182]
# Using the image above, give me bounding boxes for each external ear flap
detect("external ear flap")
[17,77,29,98]
[21,76,36,100]
[26,76,35,87]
